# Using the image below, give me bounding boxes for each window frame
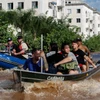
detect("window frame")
[77,9,81,13]
[76,18,81,23]
[18,2,24,9]
[32,1,38,9]
[8,2,13,10]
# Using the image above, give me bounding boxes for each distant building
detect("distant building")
[64,0,100,37]
[0,0,100,37]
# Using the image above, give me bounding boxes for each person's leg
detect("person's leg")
[57,72,63,75]
[82,65,87,72]
[86,61,89,71]
[69,70,78,74]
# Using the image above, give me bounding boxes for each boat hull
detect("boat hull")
[14,65,100,83]
[0,53,26,69]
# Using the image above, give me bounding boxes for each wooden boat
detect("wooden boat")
[13,62,100,83]
[0,53,26,69]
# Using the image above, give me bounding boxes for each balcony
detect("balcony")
[57,0,64,7]
[48,2,56,9]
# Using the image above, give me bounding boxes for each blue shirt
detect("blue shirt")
[23,58,44,71]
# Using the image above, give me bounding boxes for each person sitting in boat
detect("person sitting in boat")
[54,42,80,75]
[12,36,28,59]
[23,47,48,72]
[76,38,91,71]
[72,40,97,72]
[46,43,63,74]
[5,37,17,55]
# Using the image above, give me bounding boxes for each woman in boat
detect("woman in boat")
[23,47,48,72]
[72,40,97,72]
[46,43,63,73]
[54,42,80,75]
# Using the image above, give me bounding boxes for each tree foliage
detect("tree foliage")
[1,9,99,52]
[84,34,100,52]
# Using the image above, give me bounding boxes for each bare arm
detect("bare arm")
[54,57,72,67]
[84,46,91,57]
[84,55,97,68]
[13,49,25,56]
[40,51,48,71]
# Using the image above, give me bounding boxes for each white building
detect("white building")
[0,0,64,18]
[64,0,100,37]
[0,0,100,37]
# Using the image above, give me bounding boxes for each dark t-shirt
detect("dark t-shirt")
[46,51,63,73]
[6,43,17,52]
[72,49,86,64]
[46,52,63,64]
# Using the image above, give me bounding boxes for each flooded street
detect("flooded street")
[0,53,100,100]
[0,69,100,100]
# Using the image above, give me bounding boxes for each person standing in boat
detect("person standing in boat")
[76,38,91,70]
[54,42,80,75]
[23,48,48,72]
[12,36,28,59]
[72,40,97,72]
[5,37,17,55]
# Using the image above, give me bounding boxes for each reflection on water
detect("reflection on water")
[91,53,100,62]
[0,69,100,100]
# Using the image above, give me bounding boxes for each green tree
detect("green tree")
[5,9,35,36]
[84,34,100,52]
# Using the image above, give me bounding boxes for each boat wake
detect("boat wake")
[0,70,100,100]
[23,79,100,100]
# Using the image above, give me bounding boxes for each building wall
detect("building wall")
[0,0,100,37]
[64,3,100,37]
[93,12,100,35]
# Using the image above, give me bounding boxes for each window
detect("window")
[86,18,89,23]
[67,9,71,14]
[68,18,72,23]
[90,29,92,32]
[65,2,67,4]
[18,2,24,9]
[86,28,89,32]
[58,7,62,12]
[85,11,88,17]
[77,9,81,13]
[8,3,13,10]
[98,24,100,27]
[90,20,92,23]
[0,3,2,10]
[32,1,38,8]
[76,18,81,23]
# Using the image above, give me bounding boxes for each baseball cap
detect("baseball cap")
[17,36,23,39]
[76,38,82,41]
[8,37,12,42]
